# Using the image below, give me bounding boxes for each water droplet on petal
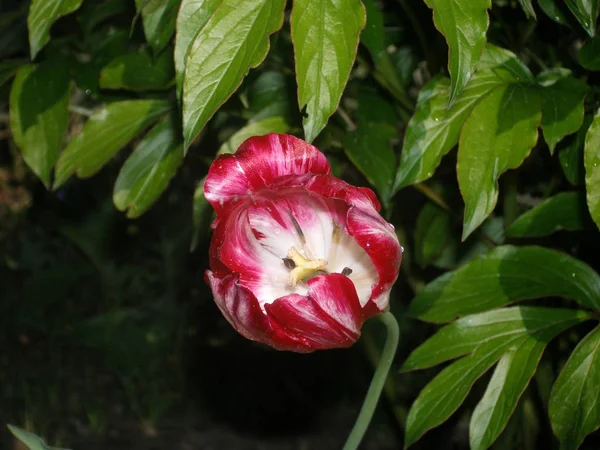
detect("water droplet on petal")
[401,246,405,253]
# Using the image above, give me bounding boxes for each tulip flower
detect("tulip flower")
[204,133,402,352]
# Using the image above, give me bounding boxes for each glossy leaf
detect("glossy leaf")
[579,36,600,70]
[343,122,396,202]
[100,48,175,91]
[174,0,220,99]
[292,0,366,143]
[9,61,71,187]
[549,325,600,450]
[458,84,541,240]
[560,114,592,185]
[114,112,183,218]
[8,425,70,450]
[405,344,504,448]
[414,203,453,268]
[469,339,546,450]
[585,109,600,229]
[135,0,179,53]
[539,0,570,24]
[403,306,592,370]
[506,192,591,237]
[182,0,286,150]
[403,306,590,446]
[539,70,588,153]
[518,0,537,18]
[408,245,600,323]
[217,116,289,155]
[423,0,491,104]
[55,100,171,188]
[565,0,599,36]
[394,45,533,191]
[27,0,84,59]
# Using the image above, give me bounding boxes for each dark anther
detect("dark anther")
[283,257,296,270]
[342,267,353,276]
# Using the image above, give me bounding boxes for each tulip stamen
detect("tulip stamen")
[342,267,353,276]
[282,257,296,270]
[286,247,327,286]
[289,213,306,244]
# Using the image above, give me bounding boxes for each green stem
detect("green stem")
[343,311,400,450]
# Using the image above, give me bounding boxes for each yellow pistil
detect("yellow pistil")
[286,247,327,286]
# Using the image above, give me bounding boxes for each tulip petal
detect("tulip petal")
[204,133,331,216]
[207,271,314,352]
[306,274,365,334]
[265,275,362,350]
[215,206,300,306]
[347,207,402,310]
[206,271,273,344]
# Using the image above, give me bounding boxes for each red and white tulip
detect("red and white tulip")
[204,133,402,352]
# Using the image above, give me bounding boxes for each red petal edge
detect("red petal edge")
[206,271,315,353]
[204,134,331,217]
[265,274,364,350]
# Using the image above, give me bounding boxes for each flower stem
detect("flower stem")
[343,311,400,450]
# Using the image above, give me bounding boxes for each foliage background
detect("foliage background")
[2,0,600,449]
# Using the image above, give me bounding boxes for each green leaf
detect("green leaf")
[394,45,533,191]
[549,325,600,450]
[292,0,366,143]
[245,71,293,121]
[174,0,220,99]
[217,116,289,155]
[469,339,546,450]
[458,84,541,240]
[518,0,537,18]
[585,109,600,229]
[560,114,592,185]
[423,0,491,104]
[343,122,396,202]
[27,0,84,59]
[414,203,453,268]
[565,0,599,36]
[538,70,588,153]
[539,0,570,24]
[100,47,175,91]
[403,306,590,447]
[77,0,128,36]
[408,245,600,323]
[506,192,592,237]
[135,0,179,54]
[114,112,183,218]
[578,36,600,70]
[54,100,171,188]
[405,344,504,448]
[403,306,592,370]
[8,425,70,450]
[0,59,24,89]
[182,0,286,150]
[9,60,71,187]
[361,0,404,94]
